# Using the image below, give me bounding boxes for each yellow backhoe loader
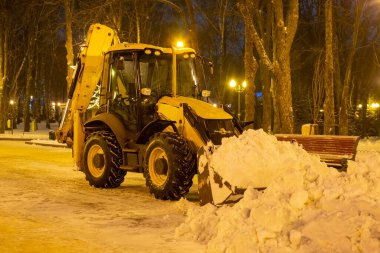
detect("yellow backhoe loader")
[57,24,361,207]
[56,24,246,206]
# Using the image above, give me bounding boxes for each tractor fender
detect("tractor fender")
[136,119,178,144]
[84,113,133,147]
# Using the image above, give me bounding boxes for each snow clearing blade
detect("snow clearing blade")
[197,144,245,206]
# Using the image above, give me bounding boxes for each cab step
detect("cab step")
[122,147,142,172]
[119,165,141,172]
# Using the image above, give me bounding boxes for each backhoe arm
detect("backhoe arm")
[56,24,119,145]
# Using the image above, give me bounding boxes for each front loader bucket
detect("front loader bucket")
[197,145,245,206]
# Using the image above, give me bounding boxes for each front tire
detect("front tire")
[82,130,126,188]
[144,132,196,200]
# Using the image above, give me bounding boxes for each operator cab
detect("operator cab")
[97,44,211,135]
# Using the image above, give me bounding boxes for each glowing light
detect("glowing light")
[10,100,14,105]
[358,104,363,109]
[371,102,380,109]
[242,81,247,88]
[213,103,217,108]
[176,41,184,48]
[52,102,56,106]
[57,102,61,107]
[229,79,237,88]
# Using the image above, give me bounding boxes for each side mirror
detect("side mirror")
[208,61,214,75]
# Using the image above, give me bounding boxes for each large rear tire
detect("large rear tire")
[82,130,126,188]
[144,132,196,200]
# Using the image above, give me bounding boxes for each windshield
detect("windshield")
[110,51,210,100]
[139,52,208,98]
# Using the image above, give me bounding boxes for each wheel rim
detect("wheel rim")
[87,144,106,178]
[148,147,169,187]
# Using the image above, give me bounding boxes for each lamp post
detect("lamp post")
[9,100,15,134]
[229,79,247,120]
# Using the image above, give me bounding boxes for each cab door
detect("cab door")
[108,52,139,132]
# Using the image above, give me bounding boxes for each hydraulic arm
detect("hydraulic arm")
[56,24,118,166]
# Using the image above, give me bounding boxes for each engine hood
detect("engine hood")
[158,96,233,120]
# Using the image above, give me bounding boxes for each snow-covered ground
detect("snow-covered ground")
[1,125,380,252]
[0,121,57,140]
[0,141,203,253]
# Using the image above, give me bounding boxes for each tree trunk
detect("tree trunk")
[273,58,294,133]
[360,84,369,137]
[339,0,363,135]
[324,0,335,135]
[44,54,56,130]
[134,0,141,43]
[272,77,280,133]
[311,52,324,124]
[9,54,27,100]
[237,1,258,126]
[33,52,40,121]
[333,32,342,117]
[109,0,123,36]
[23,51,35,132]
[242,18,257,125]
[217,0,229,104]
[271,0,298,133]
[261,2,274,132]
[261,61,272,132]
[64,0,74,94]
[0,17,10,134]
[23,19,37,132]
[184,0,199,53]
[0,21,4,133]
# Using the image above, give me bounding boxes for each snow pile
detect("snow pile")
[208,129,324,188]
[357,137,380,152]
[176,130,380,253]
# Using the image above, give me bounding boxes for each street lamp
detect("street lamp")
[9,100,15,134]
[229,79,247,120]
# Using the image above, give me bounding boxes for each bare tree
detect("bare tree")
[238,0,299,133]
[23,3,41,132]
[237,1,258,125]
[63,0,75,93]
[324,0,335,135]
[261,1,274,133]
[312,51,324,125]
[0,1,29,133]
[193,0,237,102]
[0,4,6,133]
[184,0,199,52]
[338,0,365,135]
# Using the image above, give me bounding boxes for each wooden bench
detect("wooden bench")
[275,134,360,170]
